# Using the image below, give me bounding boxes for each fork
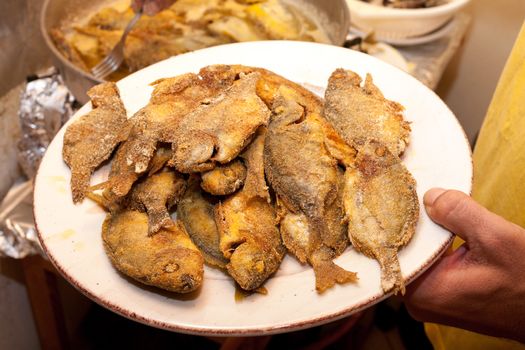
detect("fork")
[90,9,143,80]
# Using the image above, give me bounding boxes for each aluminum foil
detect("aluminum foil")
[0,67,78,258]
[17,67,77,179]
[0,181,43,258]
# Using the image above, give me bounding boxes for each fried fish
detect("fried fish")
[324,69,418,294]
[128,169,187,236]
[103,73,227,204]
[169,72,271,173]
[324,68,410,156]
[64,64,421,297]
[178,177,228,269]
[102,210,203,293]
[199,64,324,113]
[216,128,285,291]
[63,82,128,203]
[200,159,247,196]
[344,141,419,295]
[264,89,357,293]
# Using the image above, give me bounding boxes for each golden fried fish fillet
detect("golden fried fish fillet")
[344,141,419,295]
[200,64,355,166]
[99,131,142,208]
[264,90,357,293]
[128,170,187,236]
[94,143,173,211]
[103,73,225,203]
[200,159,246,196]
[200,64,324,115]
[216,128,285,291]
[278,188,354,293]
[169,72,271,173]
[202,64,357,166]
[63,82,128,203]
[324,69,410,156]
[177,177,228,269]
[102,210,203,293]
[321,116,357,168]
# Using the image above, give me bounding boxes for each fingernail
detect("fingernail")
[424,188,446,207]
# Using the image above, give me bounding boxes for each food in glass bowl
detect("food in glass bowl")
[51,0,331,81]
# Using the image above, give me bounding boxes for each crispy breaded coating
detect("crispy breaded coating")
[204,65,357,166]
[128,170,187,236]
[63,82,128,203]
[264,89,357,293]
[147,144,173,176]
[103,73,226,204]
[200,64,324,113]
[63,64,420,297]
[96,143,173,211]
[216,128,285,291]
[199,65,356,167]
[200,159,247,196]
[169,72,271,173]
[324,69,418,295]
[178,177,228,269]
[344,141,419,295]
[324,69,410,156]
[102,210,203,293]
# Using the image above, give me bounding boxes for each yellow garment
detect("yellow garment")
[425,20,525,349]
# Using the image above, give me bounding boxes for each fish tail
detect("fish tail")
[378,250,405,295]
[312,259,358,293]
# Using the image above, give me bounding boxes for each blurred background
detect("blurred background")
[0,0,524,348]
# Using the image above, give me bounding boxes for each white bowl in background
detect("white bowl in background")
[346,0,470,39]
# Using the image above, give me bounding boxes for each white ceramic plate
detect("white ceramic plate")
[34,41,472,336]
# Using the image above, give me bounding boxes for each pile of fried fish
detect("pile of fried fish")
[62,65,419,295]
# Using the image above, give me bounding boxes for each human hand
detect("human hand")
[132,0,176,16]
[404,189,525,343]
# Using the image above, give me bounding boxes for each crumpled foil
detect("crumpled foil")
[0,68,77,258]
[17,67,76,179]
[0,181,43,258]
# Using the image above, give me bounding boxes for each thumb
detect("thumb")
[423,189,498,243]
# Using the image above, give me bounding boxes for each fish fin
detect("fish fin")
[312,259,358,293]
